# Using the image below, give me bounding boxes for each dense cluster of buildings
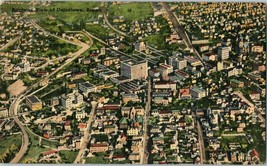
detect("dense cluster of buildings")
[0,1,265,165]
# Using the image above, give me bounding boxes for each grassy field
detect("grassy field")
[36,37,80,58]
[41,138,58,149]
[59,150,78,163]
[19,128,52,163]
[0,134,22,155]
[3,34,80,58]
[142,34,165,49]
[220,136,248,151]
[108,2,153,22]
[85,24,113,39]
[85,152,109,164]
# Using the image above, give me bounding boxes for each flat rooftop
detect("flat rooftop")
[79,82,95,88]
[122,59,147,66]
[190,86,205,93]
[26,95,41,104]
[113,75,129,81]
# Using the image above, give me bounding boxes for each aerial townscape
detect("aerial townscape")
[0,1,266,164]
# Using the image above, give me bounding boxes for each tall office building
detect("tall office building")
[121,59,148,80]
[218,46,229,60]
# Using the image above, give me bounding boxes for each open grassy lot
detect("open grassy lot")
[41,138,58,149]
[85,152,109,164]
[3,34,80,58]
[142,34,165,49]
[0,134,22,155]
[19,128,54,163]
[108,2,153,22]
[33,37,80,58]
[59,150,79,163]
[85,24,114,39]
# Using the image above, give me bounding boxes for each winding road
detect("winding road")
[9,20,92,163]
[9,96,29,163]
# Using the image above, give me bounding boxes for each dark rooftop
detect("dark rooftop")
[26,95,41,104]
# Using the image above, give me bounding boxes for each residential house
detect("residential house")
[190,86,206,99]
[64,120,71,131]
[0,107,8,118]
[127,128,139,136]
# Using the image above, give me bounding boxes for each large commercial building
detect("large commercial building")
[190,86,206,99]
[184,56,201,67]
[61,91,83,109]
[168,56,187,70]
[218,46,229,60]
[120,59,148,80]
[26,95,42,111]
[154,81,177,91]
[159,63,173,76]
[78,82,97,94]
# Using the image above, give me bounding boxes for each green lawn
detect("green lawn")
[112,159,131,164]
[41,138,58,149]
[85,24,113,39]
[19,128,51,163]
[220,136,248,151]
[88,41,105,51]
[142,34,165,49]
[0,134,22,155]
[108,2,153,22]
[59,150,79,163]
[38,37,80,58]
[85,152,109,164]
[4,33,80,58]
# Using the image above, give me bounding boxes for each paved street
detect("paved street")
[74,102,98,164]
[0,35,22,51]
[197,121,206,164]
[141,78,151,164]
[161,2,205,67]
[103,12,128,37]
[9,97,29,163]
